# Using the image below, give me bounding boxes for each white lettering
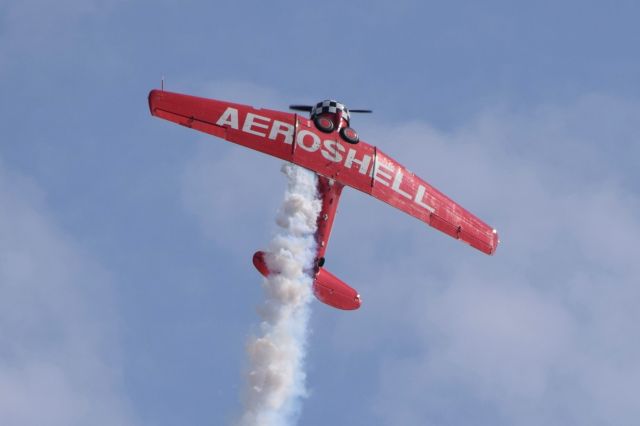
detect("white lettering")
[374,161,394,186]
[344,148,371,175]
[391,170,413,199]
[321,140,345,162]
[242,113,271,137]
[269,120,294,144]
[216,107,239,129]
[414,185,436,213]
[296,130,321,152]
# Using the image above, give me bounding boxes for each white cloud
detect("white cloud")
[331,94,640,425]
[181,142,285,257]
[178,85,640,425]
[0,161,136,426]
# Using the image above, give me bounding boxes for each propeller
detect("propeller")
[289,105,373,113]
[289,105,313,112]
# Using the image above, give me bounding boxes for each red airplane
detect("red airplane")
[148,90,499,311]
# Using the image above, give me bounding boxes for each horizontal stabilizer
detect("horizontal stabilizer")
[253,252,360,311]
[313,268,361,310]
[252,251,270,277]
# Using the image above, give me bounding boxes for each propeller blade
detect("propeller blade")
[350,109,373,113]
[289,105,313,112]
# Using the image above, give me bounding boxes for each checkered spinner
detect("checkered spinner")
[311,100,350,122]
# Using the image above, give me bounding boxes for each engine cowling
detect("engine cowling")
[313,268,361,310]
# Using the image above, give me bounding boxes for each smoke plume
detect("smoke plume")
[238,163,321,426]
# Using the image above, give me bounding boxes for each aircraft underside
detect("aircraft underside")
[253,174,361,310]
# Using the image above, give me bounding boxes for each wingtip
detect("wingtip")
[490,228,500,255]
[148,89,162,116]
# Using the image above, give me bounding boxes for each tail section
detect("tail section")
[252,251,361,310]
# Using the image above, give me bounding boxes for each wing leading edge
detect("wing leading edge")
[148,89,499,255]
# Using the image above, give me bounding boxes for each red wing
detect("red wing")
[148,90,295,161]
[149,90,498,255]
[364,148,499,255]
[288,118,499,255]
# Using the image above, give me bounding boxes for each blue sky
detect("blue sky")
[1,1,640,425]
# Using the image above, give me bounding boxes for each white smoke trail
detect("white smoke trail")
[238,163,321,426]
